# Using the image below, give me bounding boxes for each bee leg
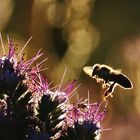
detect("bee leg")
[102,81,107,89]
[103,82,116,100]
[96,78,101,83]
[103,92,113,101]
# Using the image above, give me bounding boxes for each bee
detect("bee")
[83,64,133,99]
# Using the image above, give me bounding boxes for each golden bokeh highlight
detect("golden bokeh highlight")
[46,2,71,27]
[68,27,100,55]
[50,0,100,82]
[70,0,91,10]
[0,0,14,30]
[38,0,56,3]
[63,27,100,70]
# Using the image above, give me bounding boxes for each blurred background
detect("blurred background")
[0,0,140,139]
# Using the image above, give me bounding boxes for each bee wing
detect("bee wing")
[83,66,93,78]
[111,73,133,89]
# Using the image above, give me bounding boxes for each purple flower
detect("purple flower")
[58,101,106,140]
[0,35,47,96]
[0,34,108,140]
[66,102,106,126]
[34,72,77,104]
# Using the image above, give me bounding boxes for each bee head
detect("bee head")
[92,64,100,77]
[83,64,101,78]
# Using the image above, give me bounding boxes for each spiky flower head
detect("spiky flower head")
[0,34,107,140]
[0,34,46,140]
[57,100,106,140]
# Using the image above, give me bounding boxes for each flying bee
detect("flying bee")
[83,64,133,99]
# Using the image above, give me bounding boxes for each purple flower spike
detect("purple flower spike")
[7,38,16,59]
[58,101,106,140]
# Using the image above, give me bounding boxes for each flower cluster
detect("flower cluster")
[0,35,106,140]
[57,102,106,140]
